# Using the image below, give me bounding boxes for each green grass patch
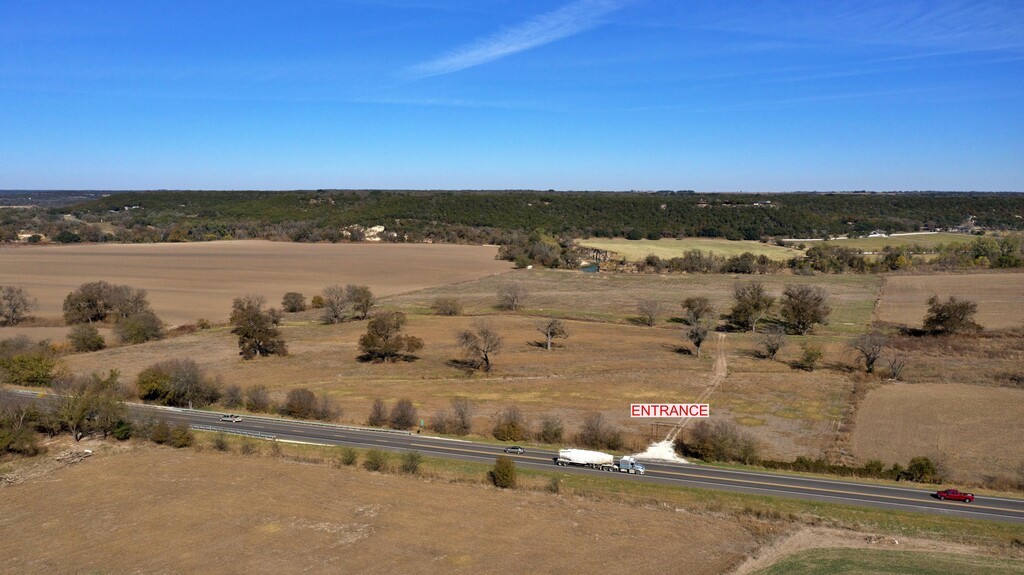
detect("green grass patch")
[577,237,802,261]
[788,232,975,252]
[753,548,1024,575]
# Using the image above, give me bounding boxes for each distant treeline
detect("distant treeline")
[2,190,1023,271]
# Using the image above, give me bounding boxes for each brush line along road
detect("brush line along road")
[6,390,1024,524]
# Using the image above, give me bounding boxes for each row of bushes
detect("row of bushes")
[676,420,943,484]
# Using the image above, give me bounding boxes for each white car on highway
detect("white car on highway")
[219,414,243,423]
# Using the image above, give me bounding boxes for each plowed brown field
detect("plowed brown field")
[0,240,511,325]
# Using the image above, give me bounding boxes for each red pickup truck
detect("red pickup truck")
[935,488,975,503]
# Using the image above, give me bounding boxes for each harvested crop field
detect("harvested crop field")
[876,272,1024,330]
[577,237,802,261]
[0,240,511,325]
[850,383,1024,482]
[0,445,756,574]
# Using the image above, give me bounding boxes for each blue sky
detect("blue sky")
[1,0,1022,191]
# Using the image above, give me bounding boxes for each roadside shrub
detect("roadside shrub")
[136,359,221,408]
[222,385,243,409]
[574,412,623,451]
[675,420,760,464]
[338,446,358,466]
[280,388,318,419]
[149,420,171,444]
[111,419,133,441]
[212,432,229,451]
[492,406,529,442]
[389,398,417,430]
[239,439,258,456]
[546,476,561,494]
[489,456,517,488]
[310,295,325,309]
[401,451,423,475]
[196,318,211,330]
[431,296,463,316]
[536,414,564,444]
[244,385,272,413]
[0,346,58,387]
[363,449,389,472]
[168,423,194,448]
[903,456,939,483]
[68,324,105,352]
[367,398,388,427]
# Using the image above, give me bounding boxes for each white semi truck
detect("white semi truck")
[553,449,646,475]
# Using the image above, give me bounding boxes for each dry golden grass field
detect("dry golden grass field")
[0,443,757,575]
[851,383,1024,482]
[6,242,1024,482]
[576,237,803,261]
[876,272,1024,330]
[0,240,511,324]
[63,315,855,461]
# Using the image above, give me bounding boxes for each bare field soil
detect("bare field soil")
[385,269,882,335]
[0,446,756,575]
[63,317,851,460]
[886,332,1024,389]
[577,237,803,261]
[876,272,1024,330]
[850,383,1024,482]
[0,240,511,325]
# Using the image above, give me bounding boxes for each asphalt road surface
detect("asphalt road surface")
[7,390,1024,524]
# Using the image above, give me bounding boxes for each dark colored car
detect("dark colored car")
[935,488,975,502]
[503,446,525,454]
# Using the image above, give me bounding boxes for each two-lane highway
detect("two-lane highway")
[6,390,1024,524]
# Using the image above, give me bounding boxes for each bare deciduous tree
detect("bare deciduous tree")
[888,354,907,380]
[457,322,503,372]
[758,332,786,360]
[497,283,528,311]
[850,332,888,373]
[0,286,35,327]
[320,285,349,324]
[685,318,713,357]
[681,296,714,325]
[636,299,663,327]
[537,318,568,350]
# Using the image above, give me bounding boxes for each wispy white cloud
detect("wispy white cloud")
[407,0,628,78]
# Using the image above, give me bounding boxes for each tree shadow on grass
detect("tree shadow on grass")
[356,353,420,363]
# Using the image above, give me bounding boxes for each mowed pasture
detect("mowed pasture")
[851,383,1024,482]
[0,240,512,325]
[385,269,882,335]
[577,237,802,261]
[788,232,975,252]
[876,272,1024,330]
[0,446,756,574]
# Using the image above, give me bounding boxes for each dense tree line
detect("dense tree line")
[4,191,1023,251]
